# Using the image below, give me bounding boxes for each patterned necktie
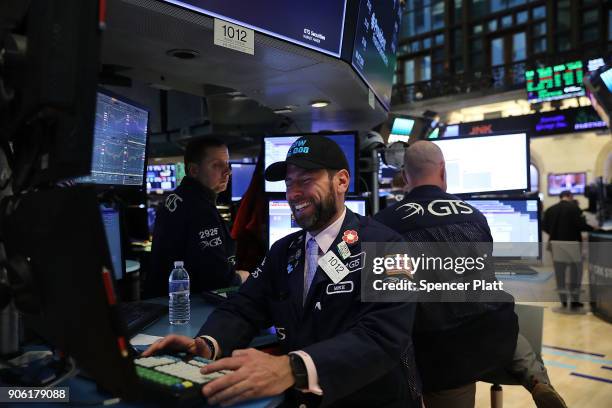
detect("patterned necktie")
[304,237,319,303]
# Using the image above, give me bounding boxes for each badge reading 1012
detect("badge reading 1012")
[318,251,350,284]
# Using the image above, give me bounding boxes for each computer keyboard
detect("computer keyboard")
[494,262,538,276]
[118,301,167,336]
[134,354,232,406]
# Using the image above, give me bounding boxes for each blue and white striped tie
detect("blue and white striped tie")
[304,237,319,303]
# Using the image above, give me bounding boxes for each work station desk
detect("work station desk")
[140,296,279,349]
[588,232,612,323]
[5,297,281,408]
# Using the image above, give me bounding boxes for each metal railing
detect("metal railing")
[392,61,528,105]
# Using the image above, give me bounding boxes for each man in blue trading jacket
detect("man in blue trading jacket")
[374,141,566,408]
[148,138,249,297]
[144,135,419,407]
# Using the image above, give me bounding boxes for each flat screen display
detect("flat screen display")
[146,164,177,194]
[526,60,585,103]
[601,67,612,92]
[433,133,529,194]
[466,199,540,258]
[547,172,587,195]
[351,0,402,108]
[100,205,124,281]
[268,199,367,248]
[161,0,347,57]
[76,91,149,186]
[231,163,256,201]
[388,117,414,143]
[264,133,357,193]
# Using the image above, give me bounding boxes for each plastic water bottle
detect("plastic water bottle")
[169,261,190,325]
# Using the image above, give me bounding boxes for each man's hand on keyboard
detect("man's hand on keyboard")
[141,334,212,359]
[201,348,293,406]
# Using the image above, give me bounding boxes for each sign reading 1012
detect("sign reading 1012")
[214,18,255,55]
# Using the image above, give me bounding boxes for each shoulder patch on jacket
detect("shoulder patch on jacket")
[165,194,183,212]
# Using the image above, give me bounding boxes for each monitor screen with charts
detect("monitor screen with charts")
[231,163,256,201]
[268,199,366,248]
[76,90,149,186]
[264,133,357,193]
[146,164,176,194]
[547,172,586,195]
[433,133,529,195]
[466,199,540,258]
[100,204,124,280]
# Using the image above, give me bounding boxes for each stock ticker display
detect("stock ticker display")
[526,60,585,103]
[77,92,149,186]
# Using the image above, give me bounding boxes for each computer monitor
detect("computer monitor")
[263,133,358,193]
[433,133,529,195]
[146,164,177,194]
[547,172,587,195]
[268,199,367,248]
[100,204,124,281]
[378,152,399,197]
[3,187,140,399]
[147,206,158,236]
[231,163,256,201]
[388,117,414,144]
[76,89,149,187]
[466,198,541,259]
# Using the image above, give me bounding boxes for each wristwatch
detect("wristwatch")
[199,336,217,359]
[288,353,308,390]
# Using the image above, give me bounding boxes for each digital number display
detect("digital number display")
[526,60,585,103]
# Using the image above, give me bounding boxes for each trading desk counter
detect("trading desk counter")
[4,296,281,408]
[588,232,612,323]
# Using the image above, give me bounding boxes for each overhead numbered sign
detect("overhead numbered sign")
[214,18,254,55]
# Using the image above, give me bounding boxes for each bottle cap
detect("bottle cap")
[174,261,184,267]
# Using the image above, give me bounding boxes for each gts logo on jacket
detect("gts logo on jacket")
[396,199,473,218]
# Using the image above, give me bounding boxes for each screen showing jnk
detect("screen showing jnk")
[264,134,356,193]
[269,199,366,248]
[433,133,529,195]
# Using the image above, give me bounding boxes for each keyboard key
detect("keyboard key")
[135,356,178,367]
[155,362,221,384]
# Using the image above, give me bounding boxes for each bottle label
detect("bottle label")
[169,280,190,293]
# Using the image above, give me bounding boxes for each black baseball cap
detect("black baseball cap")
[264,135,350,181]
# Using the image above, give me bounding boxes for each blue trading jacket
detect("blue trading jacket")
[374,185,518,392]
[148,177,240,297]
[198,209,420,407]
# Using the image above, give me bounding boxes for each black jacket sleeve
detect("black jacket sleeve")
[148,198,189,297]
[196,247,276,354]
[301,233,416,405]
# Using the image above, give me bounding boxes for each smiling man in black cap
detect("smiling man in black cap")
[144,135,420,407]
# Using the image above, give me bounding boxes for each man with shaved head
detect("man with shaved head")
[375,141,566,408]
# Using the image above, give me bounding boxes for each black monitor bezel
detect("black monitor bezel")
[76,87,150,191]
[262,131,360,195]
[546,172,587,196]
[465,196,542,260]
[433,132,531,197]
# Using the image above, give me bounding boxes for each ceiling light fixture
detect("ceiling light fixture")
[310,100,330,108]
[273,107,293,114]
